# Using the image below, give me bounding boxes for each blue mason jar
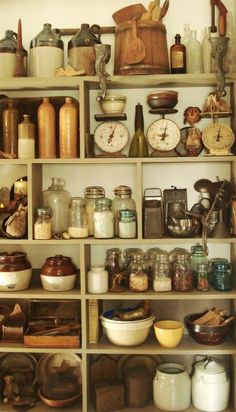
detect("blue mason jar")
[213,260,232,291]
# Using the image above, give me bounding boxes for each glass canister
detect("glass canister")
[190,243,208,286]
[123,248,143,275]
[0,30,16,78]
[129,252,149,292]
[213,260,232,291]
[153,363,191,411]
[112,185,136,236]
[94,197,114,239]
[118,209,137,239]
[68,197,88,238]
[105,248,126,292]
[34,207,53,240]
[42,177,71,237]
[87,265,108,293]
[18,114,35,159]
[85,186,105,236]
[209,258,228,286]
[68,23,101,75]
[173,251,193,292]
[196,263,210,292]
[29,23,64,77]
[152,261,172,292]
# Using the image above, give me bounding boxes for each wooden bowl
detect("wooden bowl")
[184,313,234,345]
[38,388,81,408]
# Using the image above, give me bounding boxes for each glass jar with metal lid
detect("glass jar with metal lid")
[68,197,88,238]
[196,263,210,292]
[213,260,232,291]
[173,251,192,292]
[34,207,53,240]
[123,248,143,276]
[105,248,126,292]
[118,209,137,239]
[129,252,149,293]
[84,186,105,236]
[94,197,114,238]
[190,243,208,287]
[112,185,136,236]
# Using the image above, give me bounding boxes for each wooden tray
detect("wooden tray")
[24,327,80,348]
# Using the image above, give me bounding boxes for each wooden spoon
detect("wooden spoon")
[159,0,169,21]
[123,18,146,65]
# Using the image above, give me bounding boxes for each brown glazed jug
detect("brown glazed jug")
[40,255,77,276]
[37,97,56,158]
[59,97,78,158]
[2,100,19,157]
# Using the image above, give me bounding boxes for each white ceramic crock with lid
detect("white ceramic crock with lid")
[192,358,230,412]
[153,362,191,411]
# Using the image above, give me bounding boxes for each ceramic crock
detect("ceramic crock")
[40,254,77,291]
[192,358,230,412]
[0,251,32,291]
[153,362,191,411]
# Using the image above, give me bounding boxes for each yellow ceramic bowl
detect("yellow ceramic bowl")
[154,320,184,348]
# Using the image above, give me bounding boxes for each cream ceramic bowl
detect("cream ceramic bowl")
[40,273,77,291]
[154,320,184,348]
[0,269,32,291]
[101,312,154,346]
[100,94,126,114]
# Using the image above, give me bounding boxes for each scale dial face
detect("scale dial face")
[94,121,129,153]
[147,118,180,151]
[202,122,235,153]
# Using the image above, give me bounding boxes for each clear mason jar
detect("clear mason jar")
[105,248,126,292]
[112,185,136,236]
[129,252,149,292]
[190,243,208,287]
[94,197,114,238]
[68,197,88,238]
[84,186,105,236]
[196,263,210,291]
[118,209,137,239]
[34,207,53,240]
[173,252,192,292]
[152,261,172,292]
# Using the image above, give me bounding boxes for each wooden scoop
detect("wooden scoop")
[123,19,146,65]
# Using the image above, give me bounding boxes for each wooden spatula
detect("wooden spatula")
[123,18,146,65]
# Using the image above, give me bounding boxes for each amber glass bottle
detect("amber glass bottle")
[37,97,56,158]
[170,34,186,74]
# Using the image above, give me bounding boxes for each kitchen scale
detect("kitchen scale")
[201,111,235,156]
[93,113,129,157]
[146,109,180,157]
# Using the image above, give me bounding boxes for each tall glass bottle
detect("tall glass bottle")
[129,103,149,157]
[37,97,56,158]
[181,24,192,46]
[59,97,78,159]
[202,27,213,73]
[42,177,71,237]
[2,100,19,157]
[224,12,236,74]
[186,30,202,73]
[170,34,186,74]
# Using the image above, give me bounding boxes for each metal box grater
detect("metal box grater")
[143,188,164,238]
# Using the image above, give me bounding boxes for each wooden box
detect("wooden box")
[23,300,80,348]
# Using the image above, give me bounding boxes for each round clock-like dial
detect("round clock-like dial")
[147,118,180,151]
[94,121,129,153]
[202,123,235,150]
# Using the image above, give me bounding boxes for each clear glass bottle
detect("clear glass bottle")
[68,197,88,238]
[202,27,213,73]
[105,248,126,292]
[34,207,53,240]
[186,30,202,73]
[18,114,35,159]
[196,263,210,291]
[29,23,64,77]
[170,34,186,74]
[112,185,136,236]
[94,197,114,238]
[42,177,71,236]
[213,260,232,291]
[84,186,105,236]
[129,252,149,292]
[181,23,192,46]
[118,209,137,239]
[173,251,192,292]
[224,12,236,74]
[87,265,108,293]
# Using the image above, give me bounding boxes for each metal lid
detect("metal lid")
[114,185,132,196]
[84,186,105,199]
[36,207,52,218]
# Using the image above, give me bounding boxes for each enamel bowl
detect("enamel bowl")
[100,94,126,114]
[147,90,178,109]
